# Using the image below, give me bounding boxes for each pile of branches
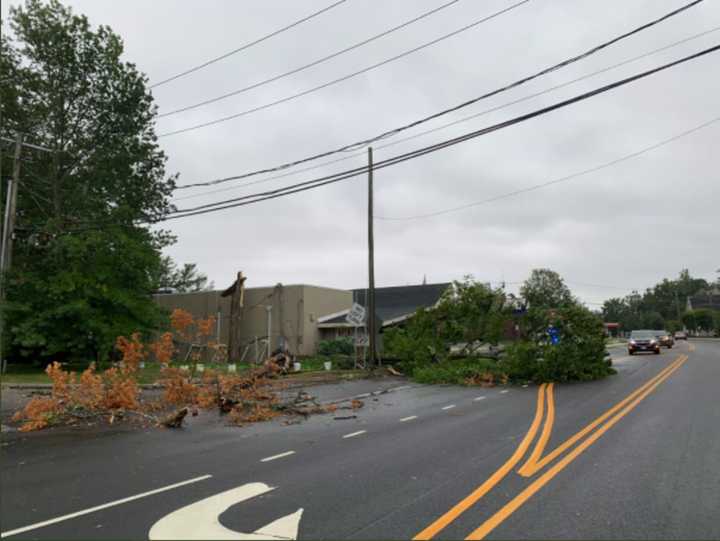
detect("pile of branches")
[12,359,336,432]
[196,361,336,425]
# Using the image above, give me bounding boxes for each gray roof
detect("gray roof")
[319,283,451,326]
[689,292,720,310]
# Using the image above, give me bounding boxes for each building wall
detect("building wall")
[153,284,351,358]
[301,285,353,355]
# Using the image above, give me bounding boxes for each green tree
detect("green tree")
[689,309,716,332]
[641,311,665,330]
[384,278,507,372]
[2,1,176,363]
[681,311,699,333]
[519,269,575,310]
[504,303,613,382]
[154,257,211,293]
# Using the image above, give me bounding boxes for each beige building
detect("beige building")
[153,284,351,359]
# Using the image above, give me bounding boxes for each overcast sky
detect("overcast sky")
[3,0,719,305]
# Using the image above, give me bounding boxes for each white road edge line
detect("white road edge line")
[260,451,296,463]
[399,415,418,422]
[0,474,212,538]
[473,396,487,401]
[441,405,456,410]
[391,385,412,392]
[500,390,510,394]
[343,430,367,439]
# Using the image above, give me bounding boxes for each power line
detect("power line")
[0,136,54,153]
[170,0,704,187]
[158,0,464,118]
[376,116,720,221]
[149,0,349,89]
[162,44,720,221]
[158,0,532,138]
[172,25,720,203]
[23,43,720,234]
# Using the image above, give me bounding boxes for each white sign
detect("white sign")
[346,303,366,326]
[149,482,303,540]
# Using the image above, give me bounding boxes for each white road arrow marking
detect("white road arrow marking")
[148,482,303,540]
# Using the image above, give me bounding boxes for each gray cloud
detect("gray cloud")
[3,0,718,304]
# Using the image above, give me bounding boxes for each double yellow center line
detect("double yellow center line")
[414,354,689,540]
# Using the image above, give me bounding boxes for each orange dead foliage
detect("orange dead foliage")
[196,316,216,338]
[149,332,174,365]
[115,333,144,372]
[170,308,194,340]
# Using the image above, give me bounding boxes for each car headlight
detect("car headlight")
[629,340,636,345]
[649,339,657,344]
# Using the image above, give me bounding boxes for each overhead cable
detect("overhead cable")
[170,0,704,186]
[158,0,464,117]
[159,0,532,138]
[150,0,349,88]
[162,44,720,221]
[376,116,720,220]
[172,25,720,203]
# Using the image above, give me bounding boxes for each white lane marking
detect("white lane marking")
[355,392,371,398]
[500,390,509,394]
[473,396,487,401]
[1,475,212,538]
[260,451,295,463]
[399,415,418,422]
[148,482,303,540]
[343,430,367,439]
[391,385,412,391]
[441,405,456,410]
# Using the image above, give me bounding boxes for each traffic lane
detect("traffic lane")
[482,342,718,539]
[2,347,687,539]
[0,379,518,496]
[354,348,685,539]
[1,387,542,539]
[0,384,534,537]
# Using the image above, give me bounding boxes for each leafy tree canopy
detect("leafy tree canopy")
[154,257,212,293]
[2,0,177,363]
[519,269,576,310]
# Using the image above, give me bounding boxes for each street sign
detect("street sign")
[346,303,366,326]
[547,326,560,345]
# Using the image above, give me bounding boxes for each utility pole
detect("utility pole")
[367,147,376,367]
[0,134,23,374]
[266,304,273,358]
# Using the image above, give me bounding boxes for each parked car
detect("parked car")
[653,330,674,348]
[628,330,661,355]
[674,330,688,340]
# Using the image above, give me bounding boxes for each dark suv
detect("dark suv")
[628,330,661,355]
[653,330,674,348]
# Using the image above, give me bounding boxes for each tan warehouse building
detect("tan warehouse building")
[154,284,351,359]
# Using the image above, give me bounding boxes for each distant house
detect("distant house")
[687,288,720,311]
[316,283,452,349]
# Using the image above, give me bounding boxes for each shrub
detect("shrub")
[317,337,353,357]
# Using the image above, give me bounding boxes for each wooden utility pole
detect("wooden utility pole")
[367,147,376,367]
[0,134,22,374]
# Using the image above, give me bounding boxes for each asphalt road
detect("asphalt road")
[1,340,718,539]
